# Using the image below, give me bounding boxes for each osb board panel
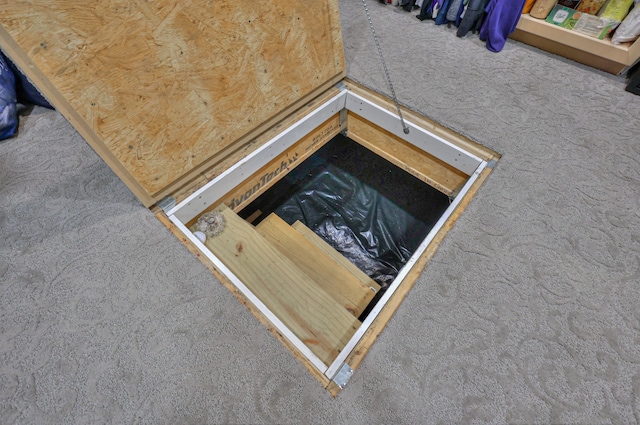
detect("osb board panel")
[171,86,342,207]
[0,0,345,204]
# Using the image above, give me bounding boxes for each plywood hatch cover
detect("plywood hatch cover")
[0,0,346,206]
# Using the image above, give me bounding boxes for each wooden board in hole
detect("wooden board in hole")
[198,205,360,366]
[256,214,380,318]
[347,112,468,197]
[292,220,381,293]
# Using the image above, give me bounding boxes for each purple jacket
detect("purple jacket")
[479,0,526,52]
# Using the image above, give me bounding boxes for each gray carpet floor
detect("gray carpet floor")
[2,1,640,424]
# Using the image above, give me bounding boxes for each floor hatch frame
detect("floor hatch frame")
[166,82,497,392]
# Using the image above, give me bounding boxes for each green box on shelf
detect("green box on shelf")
[545,4,619,40]
[546,5,582,29]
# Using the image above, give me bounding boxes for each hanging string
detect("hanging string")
[361,0,410,134]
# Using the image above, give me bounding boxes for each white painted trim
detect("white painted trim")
[345,91,483,175]
[324,160,489,380]
[168,215,329,373]
[169,88,349,222]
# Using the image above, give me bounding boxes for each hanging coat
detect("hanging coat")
[401,0,417,12]
[416,0,460,23]
[446,0,466,25]
[5,57,52,109]
[456,0,490,37]
[416,0,434,20]
[434,0,454,25]
[478,0,527,52]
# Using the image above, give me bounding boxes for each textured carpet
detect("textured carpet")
[2,1,640,424]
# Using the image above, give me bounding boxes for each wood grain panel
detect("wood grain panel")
[348,112,468,196]
[292,220,382,294]
[257,214,379,318]
[0,0,345,202]
[200,205,359,366]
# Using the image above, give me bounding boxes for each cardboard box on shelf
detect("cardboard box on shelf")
[573,13,619,39]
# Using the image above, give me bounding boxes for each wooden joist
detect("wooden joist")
[347,112,468,197]
[291,220,381,296]
[256,214,380,318]
[201,205,360,366]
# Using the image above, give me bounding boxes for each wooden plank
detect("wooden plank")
[344,80,500,162]
[630,37,640,69]
[0,0,346,204]
[347,112,468,196]
[198,205,360,366]
[257,214,379,318]
[292,221,381,294]
[154,210,333,389]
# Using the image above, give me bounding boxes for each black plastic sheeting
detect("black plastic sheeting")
[241,134,451,293]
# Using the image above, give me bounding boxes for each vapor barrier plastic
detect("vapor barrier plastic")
[240,134,450,292]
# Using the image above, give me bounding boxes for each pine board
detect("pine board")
[201,205,360,366]
[257,214,379,318]
[347,112,468,196]
[292,220,382,293]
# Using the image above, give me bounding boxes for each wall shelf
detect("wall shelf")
[511,14,640,75]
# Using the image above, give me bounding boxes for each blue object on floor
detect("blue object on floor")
[479,0,526,53]
[0,52,18,140]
